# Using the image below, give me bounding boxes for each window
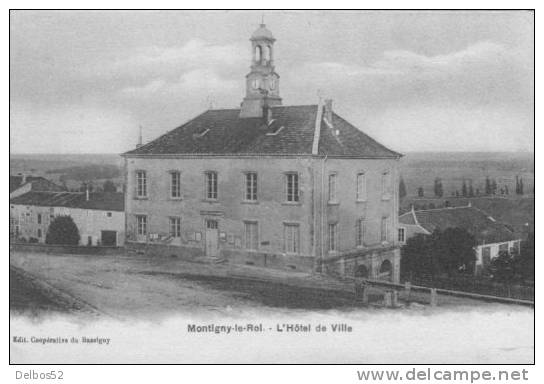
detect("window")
[244,221,259,250]
[356,218,366,247]
[283,223,300,254]
[37,229,42,238]
[136,171,147,198]
[356,173,366,201]
[381,216,389,242]
[328,173,337,203]
[285,173,299,202]
[328,223,338,252]
[37,213,42,225]
[106,212,112,218]
[499,243,509,253]
[170,171,181,198]
[205,171,218,200]
[382,171,391,197]
[398,227,406,243]
[482,246,491,265]
[136,215,147,236]
[245,172,258,201]
[169,217,181,238]
[206,220,218,230]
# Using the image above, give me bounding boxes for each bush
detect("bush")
[28,237,39,243]
[46,215,80,245]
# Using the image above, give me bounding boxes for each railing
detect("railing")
[356,278,534,307]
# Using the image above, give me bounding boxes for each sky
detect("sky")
[10,10,534,154]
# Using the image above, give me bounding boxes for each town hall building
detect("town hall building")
[122,24,402,281]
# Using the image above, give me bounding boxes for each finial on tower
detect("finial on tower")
[136,125,143,148]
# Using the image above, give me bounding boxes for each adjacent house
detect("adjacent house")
[398,204,521,274]
[10,191,125,246]
[122,24,402,281]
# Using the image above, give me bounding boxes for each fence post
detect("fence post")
[404,281,411,300]
[430,288,437,307]
[384,291,392,307]
[392,290,399,307]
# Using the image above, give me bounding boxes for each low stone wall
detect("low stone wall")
[125,242,204,261]
[9,242,123,256]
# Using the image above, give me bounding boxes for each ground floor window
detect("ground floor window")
[398,227,405,243]
[244,221,258,250]
[328,223,338,252]
[136,215,147,236]
[356,218,366,247]
[283,223,300,254]
[169,217,181,238]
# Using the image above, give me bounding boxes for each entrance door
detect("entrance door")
[205,220,219,257]
[101,230,117,246]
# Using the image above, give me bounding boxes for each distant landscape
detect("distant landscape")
[10,151,534,195]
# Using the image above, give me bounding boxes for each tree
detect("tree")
[103,180,117,193]
[517,233,534,280]
[417,187,424,197]
[468,181,474,197]
[434,178,443,198]
[519,177,524,195]
[485,177,491,195]
[401,233,438,278]
[434,227,477,276]
[491,179,497,195]
[491,251,516,283]
[399,177,407,200]
[45,215,80,245]
[515,175,520,194]
[461,180,468,197]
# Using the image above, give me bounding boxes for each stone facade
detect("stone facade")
[124,155,401,279]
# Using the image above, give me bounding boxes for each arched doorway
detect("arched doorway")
[354,265,369,278]
[378,260,392,281]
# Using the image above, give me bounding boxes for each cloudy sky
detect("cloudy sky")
[10,10,534,154]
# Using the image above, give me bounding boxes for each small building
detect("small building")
[10,174,65,198]
[10,191,125,246]
[398,204,521,274]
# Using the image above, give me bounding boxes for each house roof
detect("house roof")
[123,105,401,158]
[9,175,64,193]
[399,206,519,244]
[10,191,124,212]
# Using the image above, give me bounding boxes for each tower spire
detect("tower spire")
[240,22,282,118]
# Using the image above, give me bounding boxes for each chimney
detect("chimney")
[136,125,143,148]
[324,99,333,123]
[262,98,273,124]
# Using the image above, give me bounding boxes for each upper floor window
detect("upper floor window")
[170,171,181,199]
[381,216,389,243]
[136,171,147,198]
[37,213,42,225]
[205,171,218,200]
[283,223,300,254]
[382,171,391,197]
[169,217,181,238]
[285,173,299,202]
[328,173,337,203]
[357,172,366,201]
[244,221,259,250]
[328,223,338,252]
[245,172,258,201]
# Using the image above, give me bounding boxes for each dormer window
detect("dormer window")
[193,128,209,139]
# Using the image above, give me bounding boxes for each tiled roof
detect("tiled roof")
[10,191,124,212]
[9,175,64,193]
[399,206,518,244]
[124,105,401,158]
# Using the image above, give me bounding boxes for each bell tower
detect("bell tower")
[240,23,282,118]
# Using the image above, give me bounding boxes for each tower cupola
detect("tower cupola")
[240,23,282,118]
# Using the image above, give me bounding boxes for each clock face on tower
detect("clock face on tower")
[269,78,276,90]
